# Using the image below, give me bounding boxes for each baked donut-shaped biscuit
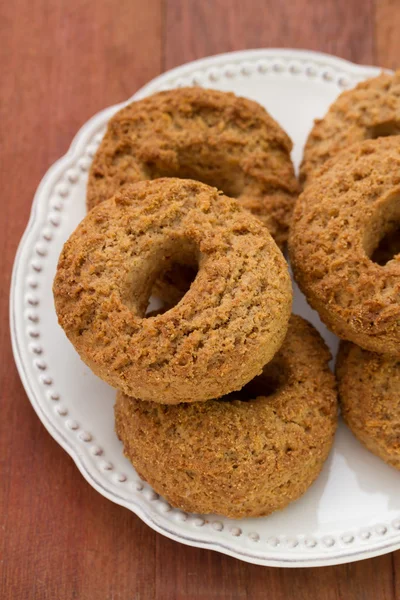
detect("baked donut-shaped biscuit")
[87,87,299,248]
[289,137,400,356]
[301,70,400,185]
[115,316,337,518]
[54,178,292,404]
[336,342,400,470]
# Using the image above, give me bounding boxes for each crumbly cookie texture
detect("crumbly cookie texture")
[289,137,400,356]
[87,87,299,248]
[54,178,292,404]
[115,315,337,519]
[300,70,400,185]
[336,342,400,470]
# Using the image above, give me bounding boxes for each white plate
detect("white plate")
[11,49,400,567]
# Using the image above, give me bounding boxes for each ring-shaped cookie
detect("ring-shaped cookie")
[289,137,400,356]
[115,316,337,518]
[87,87,299,248]
[337,341,400,470]
[300,70,400,184]
[54,178,292,403]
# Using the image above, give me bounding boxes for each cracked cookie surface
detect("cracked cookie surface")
[115,315,337,518]
[54,178,292,403]
[337,341,400,470]
[289,137,400,356]
[87,87,299,249]
[300,70,400,185]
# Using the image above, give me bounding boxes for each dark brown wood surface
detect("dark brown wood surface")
[1,1,399,598]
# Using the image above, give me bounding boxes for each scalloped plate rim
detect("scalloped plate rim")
[10,48,399,567]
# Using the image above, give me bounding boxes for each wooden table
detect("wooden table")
[1,1,400,598]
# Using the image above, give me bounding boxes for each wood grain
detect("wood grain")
[164,0,375,69]
[375,0,400,68]
[1,1,400,598]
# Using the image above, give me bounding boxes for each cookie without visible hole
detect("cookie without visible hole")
[87,87,299,249]
[115,315,337,518]
[54,178,292,403]
[336,341,400,470]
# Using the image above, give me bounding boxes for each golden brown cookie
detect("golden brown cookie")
[289,137,400,356]
[115,315,337,519]
[54,178,292,404]
[336,342,400,470]
[87,87,299,248]
[300,70,400,185]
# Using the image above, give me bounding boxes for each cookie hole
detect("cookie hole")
[364,192,400,266]
[367,120,400,139]
[370,226,400,265]
[218,360,287,403]
[145,262,199,317]
[143,239,199,317]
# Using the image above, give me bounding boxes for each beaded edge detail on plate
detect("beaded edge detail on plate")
[20,54,399,554]
[156,57,355,92]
